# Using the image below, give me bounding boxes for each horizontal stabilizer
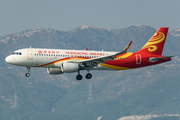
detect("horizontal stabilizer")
[149,56,173,62]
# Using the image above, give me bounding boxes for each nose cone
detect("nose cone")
[5,55,23,66]
[5,56,11,63]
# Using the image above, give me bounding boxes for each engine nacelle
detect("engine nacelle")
[47,68,64,75]
[62,63,79,73]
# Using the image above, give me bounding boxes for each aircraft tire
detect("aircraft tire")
[76,74,83,80]
[85,73,92,79]
[25,73,30,77]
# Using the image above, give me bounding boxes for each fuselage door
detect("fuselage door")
[136,54,141,64]
[27,49,33,60]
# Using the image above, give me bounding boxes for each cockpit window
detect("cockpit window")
[12,52,22,55]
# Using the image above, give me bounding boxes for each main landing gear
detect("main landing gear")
[76,71,92,80]
[85,73,92,79]
[76,74,83,80]
[25,67,31,77]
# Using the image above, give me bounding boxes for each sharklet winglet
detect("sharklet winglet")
[124,41,132,51]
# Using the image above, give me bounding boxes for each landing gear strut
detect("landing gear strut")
[25,67,31,77]
[76,70,83,80]
[85,67,92,79]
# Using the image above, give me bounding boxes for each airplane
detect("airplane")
[5,27,173,80]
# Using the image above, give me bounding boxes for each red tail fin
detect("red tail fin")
[138,27,169,55]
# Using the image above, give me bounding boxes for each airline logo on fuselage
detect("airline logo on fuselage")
[37,50,105,56]
[65,51,105,56]
[38,50,59,54]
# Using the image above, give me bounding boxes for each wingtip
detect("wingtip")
[124,41,133,51]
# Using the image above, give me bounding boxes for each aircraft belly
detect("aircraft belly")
[91,64,113,70]
[30,57,56,67]
[99,63,132,70]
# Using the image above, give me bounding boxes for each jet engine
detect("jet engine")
[47,68,64,75]
[62,63,79,73]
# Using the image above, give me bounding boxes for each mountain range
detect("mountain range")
[0,25,180,120]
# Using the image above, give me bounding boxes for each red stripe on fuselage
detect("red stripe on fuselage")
[35,52,171,70]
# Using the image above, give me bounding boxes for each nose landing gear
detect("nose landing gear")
[25,67,31,77]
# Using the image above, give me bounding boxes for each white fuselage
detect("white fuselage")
[5,48,117,70]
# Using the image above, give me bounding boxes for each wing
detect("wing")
[72,41,132,67]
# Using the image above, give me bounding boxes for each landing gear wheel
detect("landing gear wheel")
[25,67,31,77]
[85,73,92,79]
[25,73,30,77]
[76,74,83,80]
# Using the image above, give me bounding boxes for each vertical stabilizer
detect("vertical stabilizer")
[138,27,169,55]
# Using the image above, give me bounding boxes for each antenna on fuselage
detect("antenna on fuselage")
[30,46,32,48]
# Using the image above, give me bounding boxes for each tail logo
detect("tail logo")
[141,32,165,52]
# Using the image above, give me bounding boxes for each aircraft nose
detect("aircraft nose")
[5,56,11,63]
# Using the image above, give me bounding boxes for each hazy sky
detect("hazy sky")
[0,0,180,36]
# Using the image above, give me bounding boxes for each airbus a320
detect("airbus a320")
[5,27,173,80]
